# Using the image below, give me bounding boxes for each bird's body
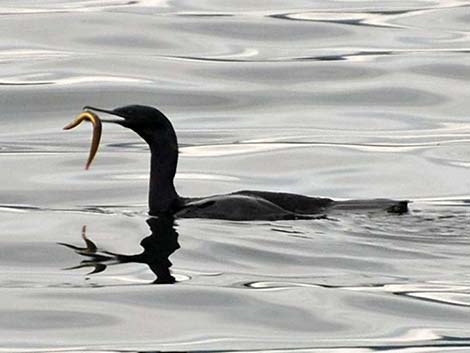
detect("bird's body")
[176,192,407,220]
[80,105,408,221]
[176,192,326,221]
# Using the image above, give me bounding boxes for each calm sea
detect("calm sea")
[1,1,470,352]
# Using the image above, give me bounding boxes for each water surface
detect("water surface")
[2,0,470,352]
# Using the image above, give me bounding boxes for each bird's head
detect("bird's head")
[83,105,175,144]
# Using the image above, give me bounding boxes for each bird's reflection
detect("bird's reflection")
[60,214,180,284]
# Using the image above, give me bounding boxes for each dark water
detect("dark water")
[2,0,470,352]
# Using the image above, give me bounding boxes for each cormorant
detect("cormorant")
[71,105,408,220]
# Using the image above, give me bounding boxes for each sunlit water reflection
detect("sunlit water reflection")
[1,0,470,352]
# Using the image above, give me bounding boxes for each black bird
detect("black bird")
[82,105,408,221]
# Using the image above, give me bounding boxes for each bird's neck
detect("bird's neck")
[148,138,180,215]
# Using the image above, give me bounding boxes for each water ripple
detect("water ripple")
[0,0,167,15]
[161,48,470,63]
[2,0,470,351]
[0,74,151,86]
[270,11,404,29]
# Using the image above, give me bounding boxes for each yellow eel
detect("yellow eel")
[63,110,102,170]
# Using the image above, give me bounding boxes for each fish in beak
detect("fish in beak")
[63,110,102,170]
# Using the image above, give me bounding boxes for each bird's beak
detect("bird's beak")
[82,106,126,124]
